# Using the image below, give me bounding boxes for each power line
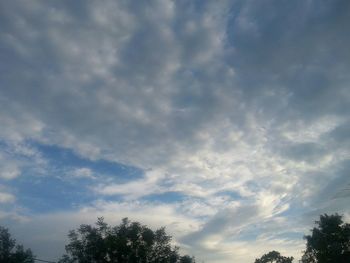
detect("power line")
[34,258,56,263]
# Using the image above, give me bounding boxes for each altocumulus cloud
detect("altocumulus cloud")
[0,0,350,262]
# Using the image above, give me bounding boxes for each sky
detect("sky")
[0,0,350,262]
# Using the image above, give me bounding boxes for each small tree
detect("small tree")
[301,213,350,263]
[254,250,293,263]
[0,226,34,263]
[59,217,195,263]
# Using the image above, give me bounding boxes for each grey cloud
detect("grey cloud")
[315,160,350,202]
[226,0,350,122]
[0,0,236,168]
[327,121,350,145]
[182,204,259,245]
[281,142,326,163]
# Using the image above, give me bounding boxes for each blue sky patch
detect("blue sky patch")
[32,142,144,182]
[142,191,187,203]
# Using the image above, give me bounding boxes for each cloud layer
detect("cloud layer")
[1,0,350,262]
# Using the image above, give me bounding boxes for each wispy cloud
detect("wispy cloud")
[0,192,15,203]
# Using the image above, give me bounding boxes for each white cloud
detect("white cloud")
[95,169,165,199]
[0,141,48,180]
[71,167,95,179]
[0,164,20,180]
[0,191,15,203]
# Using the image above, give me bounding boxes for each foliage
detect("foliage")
[2,213,349,263]
[58,217,195,263]
[301,213,350,263]
[254,250,293,263]
[0,226,35,263]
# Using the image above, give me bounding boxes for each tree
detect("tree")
[254,250,293,263]
[301,213,350,263]
[0,226,35,263]
[59,217,195,263]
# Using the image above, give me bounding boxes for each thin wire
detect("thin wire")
[34,258,56,263]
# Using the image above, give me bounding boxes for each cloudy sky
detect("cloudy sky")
[0,0,350,262]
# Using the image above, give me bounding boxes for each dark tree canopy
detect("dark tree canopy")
[58,217,195,263]
[0,226,34,263]
[301,213,350,263]
[254,250,293,263]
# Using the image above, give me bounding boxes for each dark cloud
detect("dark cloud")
[227,0,350,121]
[328,121,350,144]
[182,204,259,243]
[280,142,326,162]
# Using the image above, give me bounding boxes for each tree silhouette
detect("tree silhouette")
[301,213,350,263]
[58,217,195,263]
[254,250,293,263]
[0,226,34,263]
